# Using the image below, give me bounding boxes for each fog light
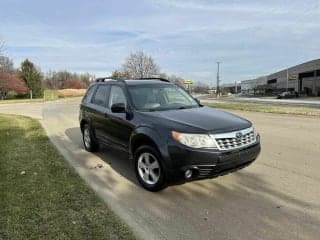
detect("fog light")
[185,169,192,179]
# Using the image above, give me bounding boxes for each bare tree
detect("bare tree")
[0,55,14,73]
[0,40,5,57]
[43,70,93,89]
[111,69,131,80]
[122,51,159,78]
[159,72,185,88]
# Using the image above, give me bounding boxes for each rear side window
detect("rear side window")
[82,85,96,103]
[91,85,109,107]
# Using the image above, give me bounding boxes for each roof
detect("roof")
[124,79,171,85]
[94,78,172,86]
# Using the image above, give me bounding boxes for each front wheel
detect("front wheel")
[82,124,98,152]
[134,145,166,192]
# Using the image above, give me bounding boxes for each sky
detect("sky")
[0,0,319,85]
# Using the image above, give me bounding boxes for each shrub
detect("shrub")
[62,79,86,89]
[0,73,28,99]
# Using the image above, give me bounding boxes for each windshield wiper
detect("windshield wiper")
[178,106,196,109]
[142,107,165,112]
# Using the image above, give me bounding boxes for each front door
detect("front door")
[106,85,133,151]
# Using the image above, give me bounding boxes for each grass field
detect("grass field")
[0,114,136,240]
[0,89,86,103]
[0,98,45,104]
[58,89,86,98]
[204,102,320,117]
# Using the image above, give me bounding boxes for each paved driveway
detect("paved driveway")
[1,98,319,240]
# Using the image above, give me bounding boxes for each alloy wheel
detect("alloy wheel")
[83,127,91,149]
[137,152,161,185]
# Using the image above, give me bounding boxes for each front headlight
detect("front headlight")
[172,131,217,149]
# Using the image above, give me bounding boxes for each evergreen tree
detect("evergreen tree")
[19,59,43,98]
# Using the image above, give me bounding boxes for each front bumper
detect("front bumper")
[165,138,261,183]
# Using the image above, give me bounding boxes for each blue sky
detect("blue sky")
[0,0,319,85]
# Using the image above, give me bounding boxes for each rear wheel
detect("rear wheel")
[82,124,98,152]
[134,145,166,191]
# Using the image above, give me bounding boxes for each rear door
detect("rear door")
[80,85,97,122]
[90,84,110,144]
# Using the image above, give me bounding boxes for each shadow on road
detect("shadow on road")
[65,127,138,185]
[64,126,320,240]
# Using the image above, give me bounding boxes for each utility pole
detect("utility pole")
[235,81,238,94]
[216,61,220,98]
[286,67,289,92]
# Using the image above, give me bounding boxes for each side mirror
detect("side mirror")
[111,103,126,113]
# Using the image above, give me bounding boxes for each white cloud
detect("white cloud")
[1,0,320,83]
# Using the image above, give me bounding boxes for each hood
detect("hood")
[139,106,251,133]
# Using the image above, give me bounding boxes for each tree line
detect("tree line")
[0,41,93,99]
[0,39,209,100]
[0,56,41,99]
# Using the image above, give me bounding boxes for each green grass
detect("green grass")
[0,114,136,240]
[203,102,320,117]
[297,97,320,101]
[43,89,59,101]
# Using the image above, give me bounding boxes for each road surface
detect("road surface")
[200,96,320,108]
[1,98,319,240]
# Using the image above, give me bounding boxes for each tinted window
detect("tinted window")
[300,71,314,78]
[108,86,127,108]
[128,84,198,111]
[91,85,109,107]
[82,85,96,103]
[268,79,277,84]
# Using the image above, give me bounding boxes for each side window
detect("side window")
[108,86,127,108]
[82,85,96,103]
[91,85,109,107]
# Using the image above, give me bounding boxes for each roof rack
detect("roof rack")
[95,77,126,83]
[94,77,171,83]
[134,77,170,82]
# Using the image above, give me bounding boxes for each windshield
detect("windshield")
[128,84,199,111]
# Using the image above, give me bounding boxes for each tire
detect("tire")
[82,124,98,152]
[134,145,166,192]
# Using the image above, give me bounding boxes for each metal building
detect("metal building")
[241,59,320,96]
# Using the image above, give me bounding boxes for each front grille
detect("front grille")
[211,127,256,150]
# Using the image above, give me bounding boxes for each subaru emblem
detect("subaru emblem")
[236,132,242,138]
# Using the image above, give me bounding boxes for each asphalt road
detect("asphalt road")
[200,96,320,108]
[1,98,320,240]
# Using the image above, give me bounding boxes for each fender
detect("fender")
[129,125,172,170]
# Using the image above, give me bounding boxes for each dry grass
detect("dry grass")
[58,89,86,98]
[204,102,320,117]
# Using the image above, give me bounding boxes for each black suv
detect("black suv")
[79,78,261,191]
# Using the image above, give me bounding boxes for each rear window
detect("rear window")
[82,85,96,103]
[91,85,109,107]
